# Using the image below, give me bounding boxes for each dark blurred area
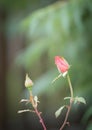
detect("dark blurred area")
[0,0,92,130]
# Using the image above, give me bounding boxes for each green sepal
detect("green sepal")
[27,86,32,92]
[64,97,71,100]
[55,105,65,118]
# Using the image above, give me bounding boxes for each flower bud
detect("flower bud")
[55,56,70,76]
[25,74,33,90]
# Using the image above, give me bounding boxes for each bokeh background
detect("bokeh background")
[0,0,92,130]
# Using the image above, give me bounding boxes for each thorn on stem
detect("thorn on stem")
[39,112,42,115]
[40,119,42,123]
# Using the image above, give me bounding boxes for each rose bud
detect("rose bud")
[55,56,70,77]
[25,74,33,90]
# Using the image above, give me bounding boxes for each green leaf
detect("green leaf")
[55,105,65,118]
[64,97,71,100]
[74,97,86,104]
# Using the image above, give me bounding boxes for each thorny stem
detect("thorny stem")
[30,92,47,130]
[34,107,47,130]
[59,73,74,130]
[59,100,73,130]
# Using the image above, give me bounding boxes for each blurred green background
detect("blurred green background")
[0,0,92,130]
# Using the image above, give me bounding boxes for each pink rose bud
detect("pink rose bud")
[55,56,70,76]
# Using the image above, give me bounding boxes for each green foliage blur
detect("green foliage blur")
[6,0,92,129]
[16,0,92,98]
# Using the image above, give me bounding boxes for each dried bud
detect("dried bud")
[25,74,33,90]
